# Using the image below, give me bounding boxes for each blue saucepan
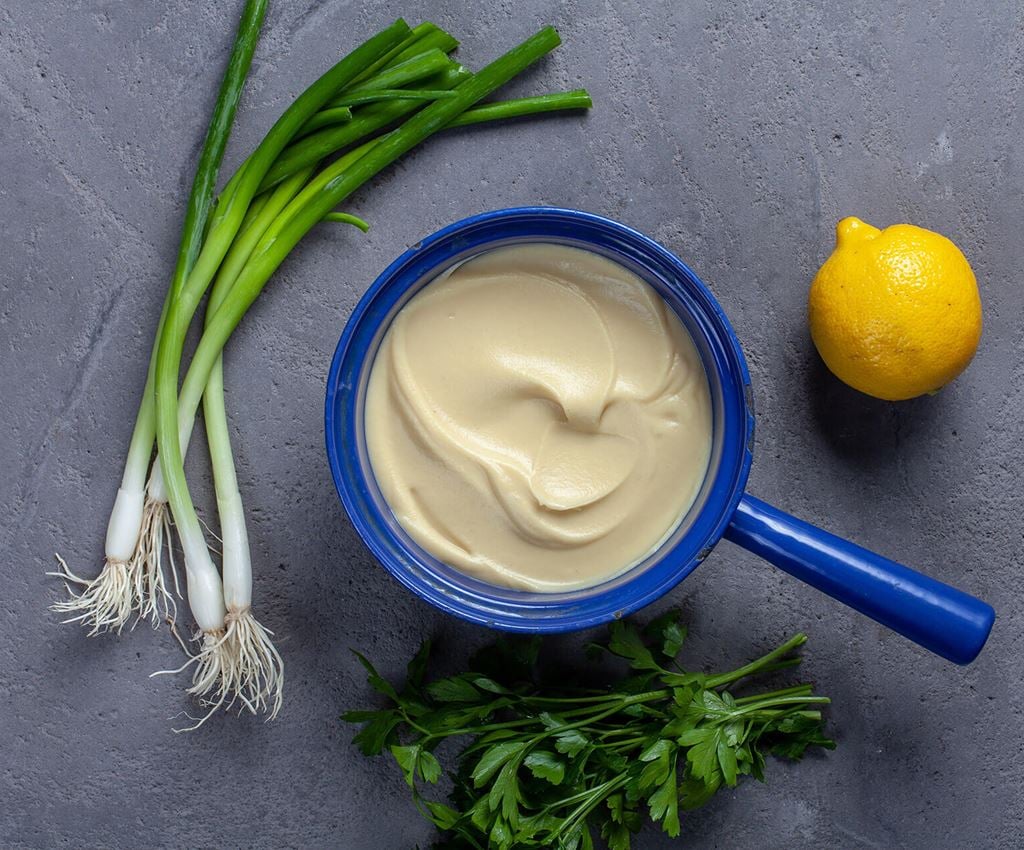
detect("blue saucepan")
[325,207,995,664]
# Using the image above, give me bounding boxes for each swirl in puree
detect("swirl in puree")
[364,243,712,591]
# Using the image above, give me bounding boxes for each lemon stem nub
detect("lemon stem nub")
[835,216,880,247]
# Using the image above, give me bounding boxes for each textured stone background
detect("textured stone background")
[2,1,1022,848]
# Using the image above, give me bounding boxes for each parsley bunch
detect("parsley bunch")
[345,614,834,849]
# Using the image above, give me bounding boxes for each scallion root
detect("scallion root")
[154,628,236,732]
[134,496,180,628]
[226,606,284,720]
[153,612,282,730]
[50,554,137,635]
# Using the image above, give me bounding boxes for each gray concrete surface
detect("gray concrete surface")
[2,1,1022,847]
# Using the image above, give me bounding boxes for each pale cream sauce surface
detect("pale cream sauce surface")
[365,243,712,591]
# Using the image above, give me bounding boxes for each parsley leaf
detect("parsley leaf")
[473,742,525,787]
[427,676,483,703]
[524,751,565,785]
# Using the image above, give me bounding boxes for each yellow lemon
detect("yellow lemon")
[808,217,982,401]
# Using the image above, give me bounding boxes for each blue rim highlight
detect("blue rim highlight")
[325,207,754,632]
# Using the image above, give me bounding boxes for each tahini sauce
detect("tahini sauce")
[365,243,712,591]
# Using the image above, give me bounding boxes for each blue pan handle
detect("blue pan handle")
[724,494,995,664]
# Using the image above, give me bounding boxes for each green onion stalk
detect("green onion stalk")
[182,168,313,721]
[141,16,430,594]
[193,166,371,721]
[51,0,269,635]
[144,25,451,725]
[150,20,415,728]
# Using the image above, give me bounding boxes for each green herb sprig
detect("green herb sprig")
[345,614,835,849]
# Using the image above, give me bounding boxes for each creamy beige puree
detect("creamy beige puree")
[365,243,712,591]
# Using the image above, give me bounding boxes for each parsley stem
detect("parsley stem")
[543,775,628,818]
[552,774,630,839]
[726,696,830,718]
[735,707,824,725]
[401,712,434,737]
[733,684,814,705]
[424,716,542,741]
[761,709,823,720]
[597,727,650,740]
[523,692,634,705]
[529,692,667,744]
[604,735,650,749]
[753,657,804,675]
[705,633,808,689]
[423,689,672,744]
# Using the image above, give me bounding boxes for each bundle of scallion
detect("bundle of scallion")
[51,3,592,729]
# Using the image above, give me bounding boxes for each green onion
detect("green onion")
[142,17,418,534]
[158,147,374,507]
[146,17,412,513]
[194,172,313,721]
[323,211,371,230]
[298,107,356,134]
[335,48,454,100]
[375,24,459,69]
[347,22,456,86]
[151,21,412,728]
[449,88,594,127]
[51,0,269,635]
[266,66,470,187]
[306,105,350,125]
[330,88,458,107]
[266,79,591,190]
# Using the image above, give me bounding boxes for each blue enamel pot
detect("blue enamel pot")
[325,207,995,664]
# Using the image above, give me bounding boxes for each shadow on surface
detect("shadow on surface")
[802,337,947,470]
